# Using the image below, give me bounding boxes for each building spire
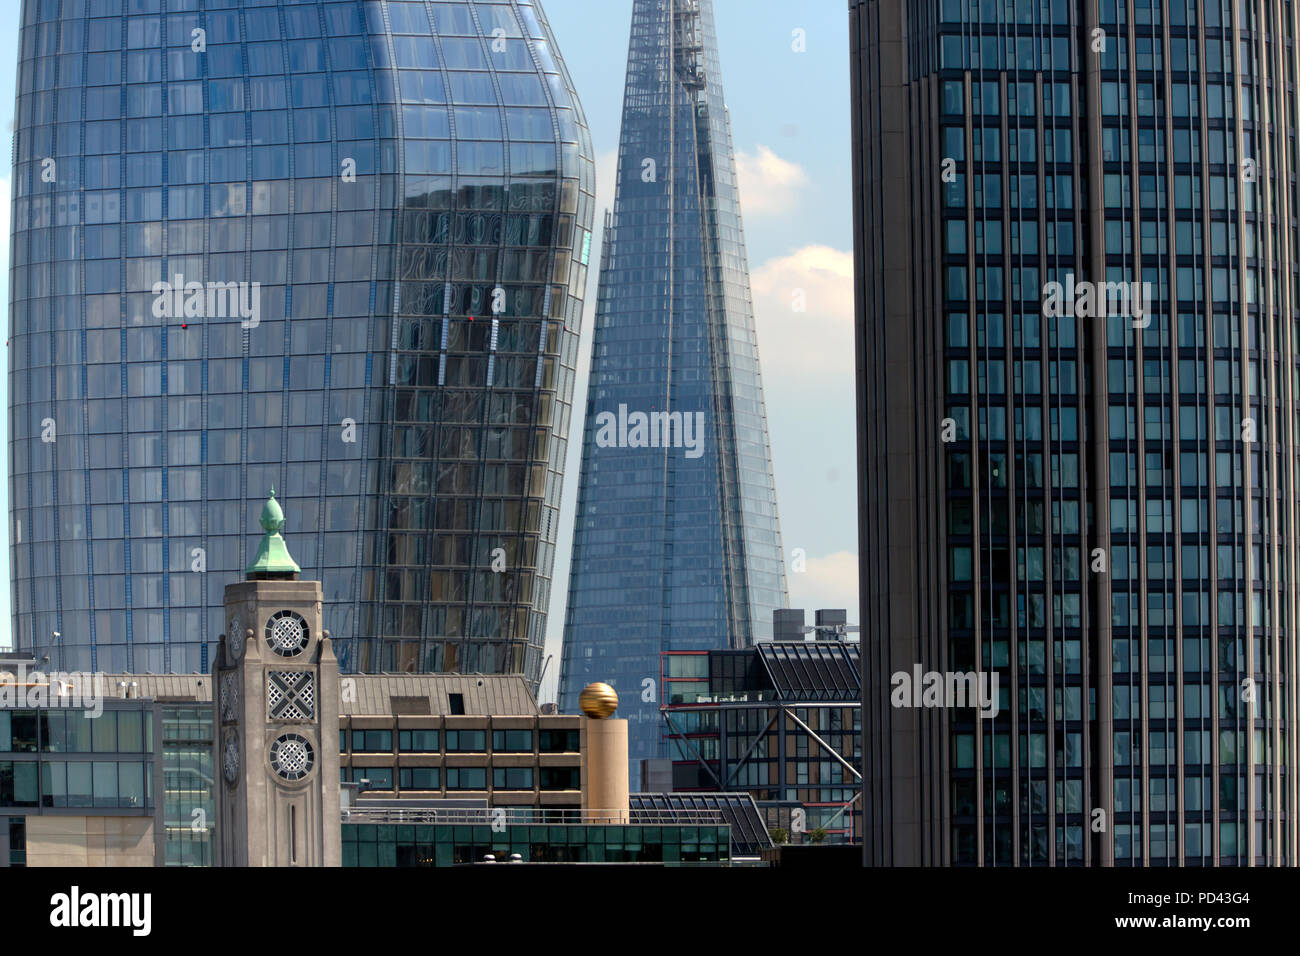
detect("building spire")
[245,487,301,578]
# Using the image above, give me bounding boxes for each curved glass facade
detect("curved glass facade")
[558,0,787,784]
[8,0,594,684]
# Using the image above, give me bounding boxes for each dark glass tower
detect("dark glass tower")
[7,0,594,684]
[559,0,787,784]
[854,0,1297,866]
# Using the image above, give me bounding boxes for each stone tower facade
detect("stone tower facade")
[214,491,340,866]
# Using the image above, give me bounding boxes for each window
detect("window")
[352,767,393,791]
[398,729,439,752]
[539,729,578,753]
[0,712,38,753]
[398,767,440,790]
[953,734,975,769]
[64,712,93,752]
[117,711,145,752]
[93,763,118,808]
[444,730,485,752]
[118,762,146,808]
[0,762,38,807]
[9,818,24,866]
[445,767,486,790]
[351,730,393,753]
[540,767,579,790]
[41,712,68,753]
[65,762,93,807]
[493,767,534,789]
[448,694,465,715]
[492,729,533,752]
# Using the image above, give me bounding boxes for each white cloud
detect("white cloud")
[734,145,808,216]
[750,244,854,379]
[788,549,859,619]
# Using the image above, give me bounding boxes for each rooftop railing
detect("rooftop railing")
[342,805,729,827]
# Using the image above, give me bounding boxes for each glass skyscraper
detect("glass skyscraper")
[559,0,787,785]
[8,0,594,684]
[854,0,1297,865]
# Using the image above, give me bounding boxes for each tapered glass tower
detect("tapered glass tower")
[854,0,1298,866]
[8,0,594,684]
[559,0,787,784]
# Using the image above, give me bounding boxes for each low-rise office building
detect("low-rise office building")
[338,677,583,808]
[661,639,862,843]
[0,669,211,867]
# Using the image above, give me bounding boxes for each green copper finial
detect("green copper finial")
[246,487,301,577]
[260,486,285,532]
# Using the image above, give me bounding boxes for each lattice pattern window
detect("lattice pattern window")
[226,615,243,660]
[220,672,239,723]
[269,733,315,781]
[222,731,240,786]
[268,671,315,721]
[265,610,309,657]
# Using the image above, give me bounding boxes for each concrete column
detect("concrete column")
[582,719,629,823]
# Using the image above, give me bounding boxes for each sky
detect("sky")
[0,1,858,698]
[0,0,15,650]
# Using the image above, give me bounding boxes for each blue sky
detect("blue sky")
[0,1,857,693]
[0,0,15,649]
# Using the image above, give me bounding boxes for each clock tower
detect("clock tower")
[214,490,341,866]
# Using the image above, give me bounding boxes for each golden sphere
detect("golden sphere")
[578,682,619,719]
